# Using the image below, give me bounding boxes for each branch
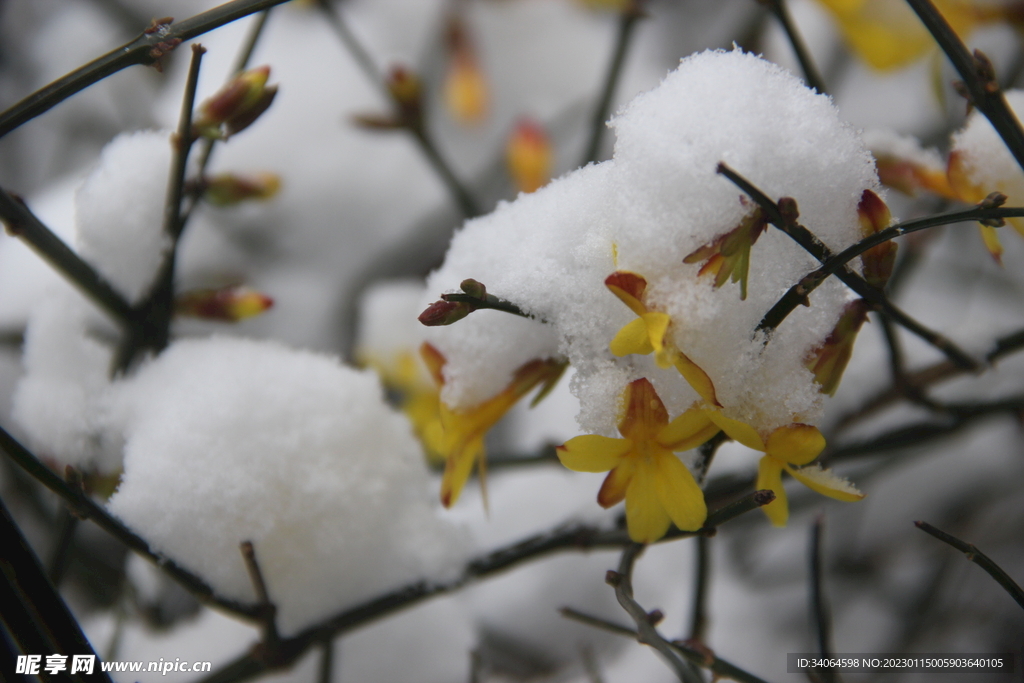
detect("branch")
[758,0,827,94]
[687,535,710,642]
[0,0,293,138]
[717,162,979,370]
[915,521,1024,611]
[757,198,1023,334]
[808,515,837,683]
[581,1,644,165]
[905,0,1024,175]
[0,496,116,683]
[0,423,260,620]
[607,544,772,683]
[240,541,281,651]
[198,490,776,683]
[0,188,135,325]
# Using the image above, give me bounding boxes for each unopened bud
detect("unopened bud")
[175,286,274,322]
[857,189,896,288]
[777,196,800,224]
[443,16,487,124]
[459,278,487,299]
[506,118,552,194]
[193,66,278,140]
[805,299,869,396]
[418,299,472,326]
[646,609,664,625]
[203,172,281,206]
[387,66,422,125]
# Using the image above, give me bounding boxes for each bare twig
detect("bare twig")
[688,534,710,642]
[317,638,334,683]
[717,162,979,370]
[905,0,1024,174]
[0,496,115,683]
[0,0,293,138]
[241,541,280,649]
[915,521,1024,611]
[757,201,1024,334]
[758,0,827,94]
[809,516,838,683]
[581,1,644,165]
[316,0,481,218]
[0,188,134,325]
[47,508,79,586]
[198,490,776,683]
[0,423,260,619]
[115,45,205,371]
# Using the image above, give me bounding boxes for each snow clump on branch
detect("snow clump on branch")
[424,49,880,436]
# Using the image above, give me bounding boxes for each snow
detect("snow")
[105,336,470,634]
[426,49,878,436]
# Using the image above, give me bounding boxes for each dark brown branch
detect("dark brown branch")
[241,541,280,649]
[905,0,1024,174]
[758,201,1024,334]
[687,535,710,642]
[759,0,827,94]
[198,490,775,683]
[581,1,644,165]
[0,0,293,138]
[0,188,135,325]
[809,516,837,683]
[0,423,260,619]
[915,521,1024,611]
[0,496,115,683]
[717,162,979,370]
[115,45,205,371]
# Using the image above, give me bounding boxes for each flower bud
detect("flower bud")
[418,299,472,326]
[387,66,423,126]
[857,189,896,289]
[193,66,278,140]
[443,16,488,124]
[804,299,869,396]
[203,172,281,206]
[175,286,274,322]
[506,118,552,194]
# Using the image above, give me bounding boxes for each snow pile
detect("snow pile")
[105,336,469,635]
[75,130,173,304]
[425,49,879,436]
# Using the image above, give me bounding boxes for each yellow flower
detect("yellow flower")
[815,0,997,70]
[358,343,445,465]
[429,344,566,508]
[605,271,720,407]
[702,411,865,527]
[506,118,552,194]
[443,15,488,124]
[947,150,1024,264]
[557,378,718,543]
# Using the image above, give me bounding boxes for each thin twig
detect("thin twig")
[560,607,636,637]
[316,0,481,218]
[115,44,205,371]
[688,535,710,642]
[241,541,280,648]
[0,0,293,138]
[607,544,772,683]
[0,496,115,683]
[757,202,1024,334]
[198,490,776,683]
[877,311,944,411]
[0,188,134,325]
[47,507,79,586]
[905,0,1024,174]
[0,423,260,619]
[318,638,334,683]
[581,1,644,165]
[759,0,827,94]
[809,515,837,683]
[717,162,979,370]
[915,521,1024,611]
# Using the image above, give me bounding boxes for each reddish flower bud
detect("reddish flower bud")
[506,118,552,194]
[418,299,472,326]
[804,299,870,396]
[857,189,896,288]
[203,172,281,206]
[175,286,273,322]
[193,66,278,140]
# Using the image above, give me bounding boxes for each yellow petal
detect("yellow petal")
[765,423,826,466]
[653,452,707,532]
[979,224,1003,264]
[557,435,631,473]
[440,435,484,508]
[657,408,718,452]
[641,311,671,361]
[625,464,672,543]
[707,412,765,451]
[598,459,635,508]
[784,463,865,502]
[605,271,649,317]
[756,456,788,527]
[1009,216,1024,239]
[610,317,655,357]
[671,350,720,407]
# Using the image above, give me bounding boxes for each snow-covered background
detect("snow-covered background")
[1,0,1023,681]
